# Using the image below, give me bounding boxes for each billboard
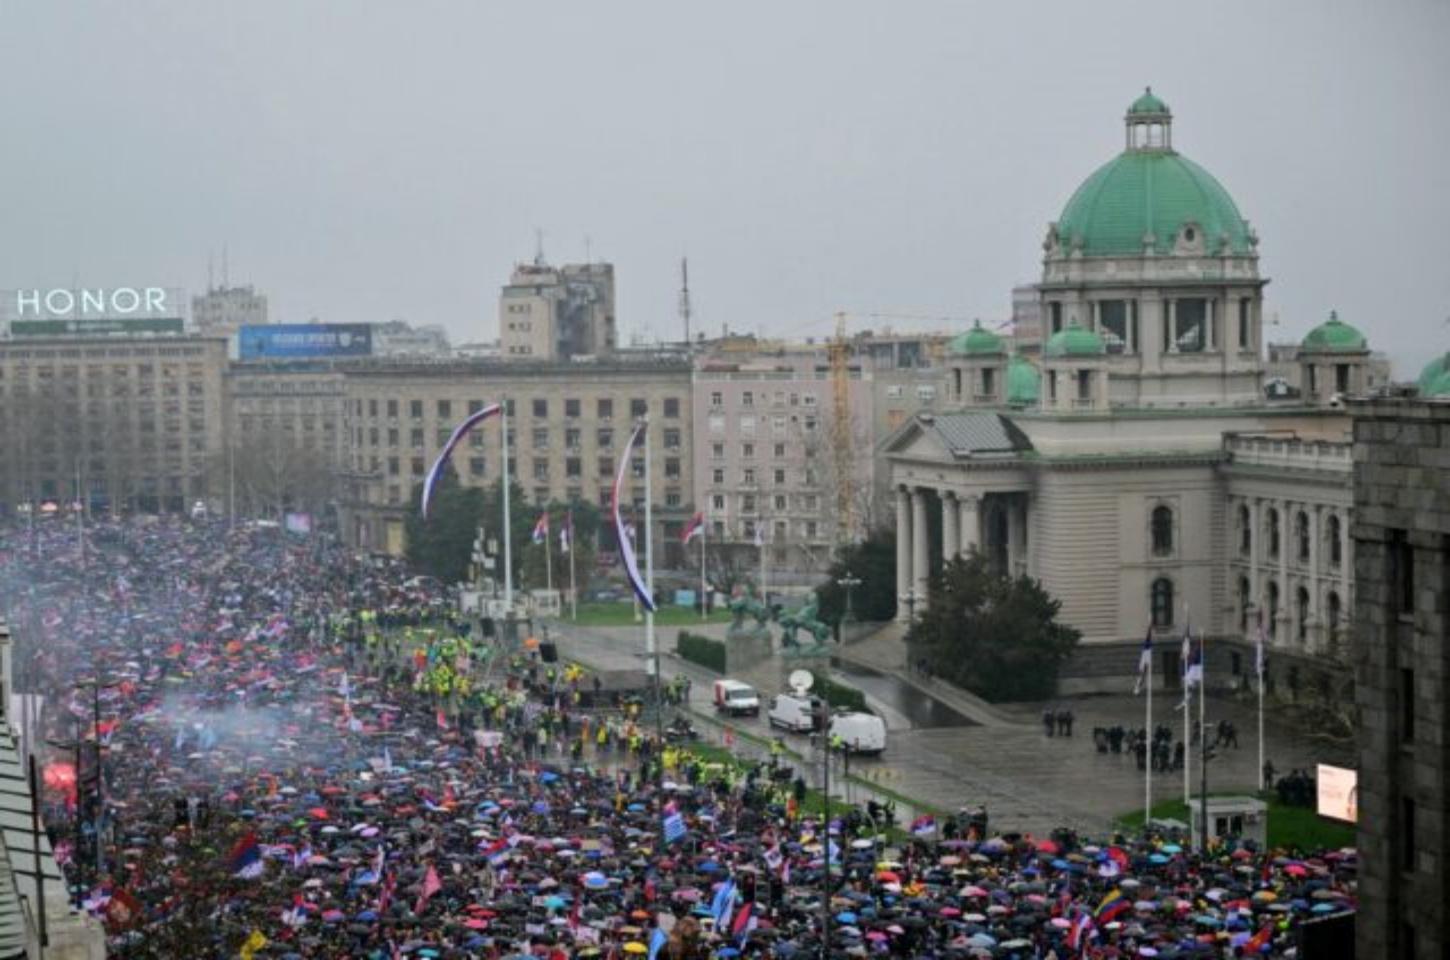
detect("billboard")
[11,317,184,337]
[1,287,183,322]
[1316,763,1358,823]
[238,323,373,359]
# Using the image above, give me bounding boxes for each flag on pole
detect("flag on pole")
[1255,609,1267,680]
[227,832,263,878]
[1183,624,1203,688]
[414,864,442,915]
[1132,627,1153,695]
[1094,888,1130,924]
[663,811,687,844]
[682,511,705,544]
[559,512,572,553]
[1067,911,1095,950]
[753,523,765,548]
[610,422,655,610]
[710,878,736,931]
[648,926,669,960]
[531,512,549,544]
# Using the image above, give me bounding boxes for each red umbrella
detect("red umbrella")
[308,807,330,820]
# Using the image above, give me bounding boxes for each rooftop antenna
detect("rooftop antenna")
[584,234,592,265]
[679,257,692,346]
[534,229,546,267]
[222,243,230,288]
[207,251,215,293]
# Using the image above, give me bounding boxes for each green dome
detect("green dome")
[1416,352,1450,391]
[1128,87,1169,115]
[1055,95,1253,257]
[1006,354,1040,404]
[948,319,1004,356]
[1301,310,1367,353]
[1044,320,1106,358]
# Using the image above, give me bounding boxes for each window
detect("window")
[1238,298,1251,349]
[410,428,425,448]
[1049,301,1063,334]
[387,427,399,447]
[774,443,786,458]
[1238,576,1251,633]
[410,399,423,419]
[1390,529,1414,615]
[772,415,787,434]
[1151,578,1174,627]
[387,399,399,417]
[1296,587,1310,642]
[1266,581,1280,639]
[469,457,485,477]
[709,391,723,407]
[741,391,753,407]
[1327,591,1341,635]
[467,399,483,414]
[773,468,786,485]
[802,393,817,407]
[630,458,644,480]
[740,415,756,434]
[411,457,425,476]
[742,495,756,513]
[1151,505,1173,556]
[533,459,549,481]
[711,442,724,459]
[563,398,580,418]
[565,428,581,449]
[598,458,613,477]
[666,491,682,508]
[1239,504,1251,556]
[566,457,581,478]
[597,428,613,448]
[597,398,613,419]
[1077,370,1092,402]
[436,399,451,419]
[663,397,680,418]
[806,520,819,538]
[742,442,755,458]
[708,415,725,433]
[663,428,680,449]
[774,494,787,511]
[981,368,996,396]
[630,398,647,418]
[743,468,756,485]
[532,398,548,418]
[387,457,400,476]
[1335,364,1350,394]
[532,428,549,449]
[1099,300,1129,353]
[1401,668,1415,742]
[1267,509,1280,559]
[436,427,451,447]
[1174,299,1207,352]
[665,458,680,479]
[804,495,818,512]
[1296,511,1310,563]
[711,468,725,485]
[1328,514,1342,567]
[711,495,725,511]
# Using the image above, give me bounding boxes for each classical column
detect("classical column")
[942,492,960,562]
[1339,508,1352,618]
[1249,497,1262,610]
[1277,498,1291,640]
[912,488,929,602]
[1008,496,1027,576]
[1308,505,1322,651]
[895,487,912,619]
[959,495,980,556]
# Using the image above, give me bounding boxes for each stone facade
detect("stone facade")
[1348,395,1450,960]
[498,261,615,362]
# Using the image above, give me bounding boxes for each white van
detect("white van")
[828,711,886,755]
[713,679,761,717]
[768,693,823,733]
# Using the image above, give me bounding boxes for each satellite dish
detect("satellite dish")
[788,670,814,694]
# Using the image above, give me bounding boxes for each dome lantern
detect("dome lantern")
[1126,86,1172,151]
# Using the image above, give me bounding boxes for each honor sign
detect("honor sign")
[2,287,186,336]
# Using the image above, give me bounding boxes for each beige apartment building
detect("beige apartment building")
[0,335,228,515]
[336,358,693,558]
[498,261,616,361]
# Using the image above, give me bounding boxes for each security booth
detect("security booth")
[1186,795,1268,847]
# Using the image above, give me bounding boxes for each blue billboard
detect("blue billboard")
[239,323,373,359]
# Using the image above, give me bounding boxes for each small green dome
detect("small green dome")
[1416,352,1450,391]
[948,319,1004,356]
[1301,310,1368,353]
[1044,320,1106,358]
[1006,354,1040,404]
[1128,87,1170,115]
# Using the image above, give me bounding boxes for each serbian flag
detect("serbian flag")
[610,422,655,611]
[1132,626,1153,695]
[1067,911,1095,950]
[910,815,936,837]
[682,512,705,544]
[730,900,754,941]
[414,864,442,915]
[421,403,502,519]
[227,831,263,878]
[1244,923,1274,952]
[1094,888,1130,925]
[532,512,550,544]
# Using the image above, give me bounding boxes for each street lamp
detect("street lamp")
[47,719,85,910]
[75,676,120,885]
[836,572,861,642]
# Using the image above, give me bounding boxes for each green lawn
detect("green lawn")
[1117,795,1355,852]
[564,601,732,627]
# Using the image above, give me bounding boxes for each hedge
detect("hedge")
[811,670,868,713]
[677,630,726,673]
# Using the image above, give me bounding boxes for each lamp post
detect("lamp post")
[75,676,120,886]
[836,572,861,642]
[47,719,84,910]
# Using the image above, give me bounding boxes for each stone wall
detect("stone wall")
[1347,397,1450,960]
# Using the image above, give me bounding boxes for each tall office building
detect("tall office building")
[499,261,616,361]
[1349,392,1450,960]
[192,284,268,339]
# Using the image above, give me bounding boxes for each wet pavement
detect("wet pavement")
[831,659,973,729]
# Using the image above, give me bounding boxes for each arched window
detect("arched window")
[1239,504,1251,556]
[1151,577,1174,628]
[1296,511,1310,563]
[1238,576,1251,633]
[1267,509,1281,559]
[1296,586,1310,642]
[1266,581,1280,639]
[1151,505,1174,557]
[1328,514,1343,568]
[1327,591,1341,631]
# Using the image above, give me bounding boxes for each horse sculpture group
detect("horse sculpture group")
[726,588,832,652]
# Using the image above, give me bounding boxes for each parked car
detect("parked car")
[829,711,886,755]
[768,692,824,733]
[713,679,760,717]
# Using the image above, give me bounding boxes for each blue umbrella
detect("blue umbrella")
[1149,854,1169,864]
[356,910,378,921]
[543,895,566,909]
[835,911,857,924]
[531,801,550,814]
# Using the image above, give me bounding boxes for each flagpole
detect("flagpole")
[500,401,514,615]
[1198,628,1207,835]
[1256,612,1265,792]
[642,417,664,847]
[699,515,707,622]
[568,510,577,621]
[1145,638,1152,828]
[1182,611,1190,806]
[544,512,553,595]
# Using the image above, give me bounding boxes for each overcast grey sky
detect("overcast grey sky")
[2,1,1446,375]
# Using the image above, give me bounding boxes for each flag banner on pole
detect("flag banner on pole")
[663,811,687,844]
[420,403,502,519]
[531,512,549,544]
[753,523,765,548]
[1184,630,1203,688]
[682,511,705,544]
[1255,609,1267,680]
[611,422,656,611]
[648,927,669,960]
[1132,627,1153,695]
[560,513,572,553]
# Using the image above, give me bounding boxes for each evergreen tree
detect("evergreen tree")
[815,527,898,623]
[908,550,1081,701]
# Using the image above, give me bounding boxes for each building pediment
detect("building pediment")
[884,412,1033,461]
